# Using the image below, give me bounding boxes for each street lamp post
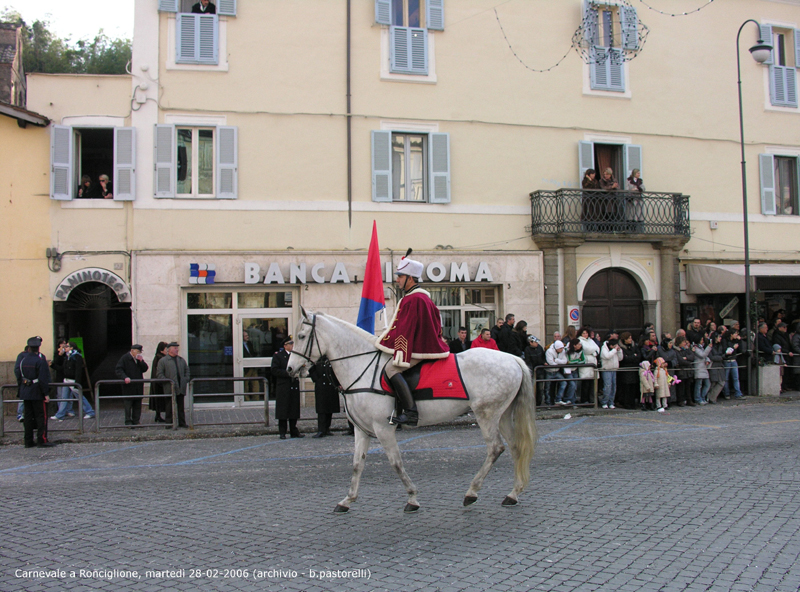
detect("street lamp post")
[736,20,772,394]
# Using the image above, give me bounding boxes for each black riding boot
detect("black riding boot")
[389,374,418,426]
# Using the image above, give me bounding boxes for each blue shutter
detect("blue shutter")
[591,47,624,91]
[620,6,638,51]
[786,67,798,107]
[216,126,238,199]
[113,127,136,201]
[429,133,451,204]
[760,24,774,65]
[217,0,236,16]
[427,0,444,31]
[771,65,797,107]
[375,0,391,25]
[795,29,800,71]
[608,48,624,91]
[578,141,594,180]
[198,14,219,64]
[759,154,776,215]
[372,131,392,202]
[590,47,608,89]
[158,0,178,12]
[625,144,642,180]
[154,124,175,198]
[176,13,197,63]
[51,125,73,201]
[391,26,427,75]
[583,1,598,47]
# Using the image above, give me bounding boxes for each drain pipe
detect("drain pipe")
[346,0,352,228]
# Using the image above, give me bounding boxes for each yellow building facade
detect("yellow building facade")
[5,0,800,404]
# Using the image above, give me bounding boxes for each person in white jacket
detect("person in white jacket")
[545,340,568,405]
[599,336,623,409]
[578,327,601,404]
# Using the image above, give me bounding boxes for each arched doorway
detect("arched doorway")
[53,282,132,389]
[582,268,644,340]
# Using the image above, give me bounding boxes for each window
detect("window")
[159,0,237,66]
[578,140,641,185]
[760,24,800,108]
[375,0,443,76]
[50,126,136,201]
[371,130,450,203]
[426,285,497,341]
[154,124,238,199]
[760,154,800,216]
[583,2,637,92]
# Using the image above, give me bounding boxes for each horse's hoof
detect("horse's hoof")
[404,503,420,513]
[501,496,518,506]
[463,495,478,506]
[333,504,350,513]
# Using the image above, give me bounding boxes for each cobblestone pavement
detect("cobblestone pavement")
[2,400,800,591]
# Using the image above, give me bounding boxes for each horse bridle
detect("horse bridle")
[293,314,386,396]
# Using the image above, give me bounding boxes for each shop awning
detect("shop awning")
[686,264,800,294]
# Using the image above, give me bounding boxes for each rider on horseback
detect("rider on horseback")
[376,251,450,425]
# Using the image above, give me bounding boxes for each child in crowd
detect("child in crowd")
[654,357,671,412]
[639,360,655,411]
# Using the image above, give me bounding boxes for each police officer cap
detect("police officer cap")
[27,336,42,347]
[167,341,180,348]
[132,344,144,351]
[283,337,294,346]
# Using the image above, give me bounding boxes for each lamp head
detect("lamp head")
[749,41,773,64]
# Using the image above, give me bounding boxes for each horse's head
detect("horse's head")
[287,306,324,377]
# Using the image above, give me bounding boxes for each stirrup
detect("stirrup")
[390,409,418,427]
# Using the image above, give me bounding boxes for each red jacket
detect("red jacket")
[471,336,499,350]
[376,287,450,367]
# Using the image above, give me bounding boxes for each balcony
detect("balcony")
[529,189,690,241]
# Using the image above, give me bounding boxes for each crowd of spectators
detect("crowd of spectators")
[449,312,800,410]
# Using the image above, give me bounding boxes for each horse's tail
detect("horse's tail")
[501,356,538,492]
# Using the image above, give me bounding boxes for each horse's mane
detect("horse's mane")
[313,311,381,345]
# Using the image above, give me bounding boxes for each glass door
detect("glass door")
[235,314,293,407]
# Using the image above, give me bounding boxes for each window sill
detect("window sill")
[61,200,124,209]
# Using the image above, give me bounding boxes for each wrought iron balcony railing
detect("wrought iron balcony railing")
[530,189,690,238]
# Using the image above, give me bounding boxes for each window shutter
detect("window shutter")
[198,14,219,64]
[625,144,642,180]
[620,6,638,51]
[176,13,197,63]
[391,26,427,75]
[154,124,175,198]
[759,154,776,215]
[429,133,451,204]
[760,24,774,65]
[113,127,136,201]
[795,29,800,71]
[371,131,392,202]
[216,126,238,199]
[770,65,796,107]
[578,141,594,180]
[427,0,444,31]
[158,0,178,12]
[608,48,625,91]
[583,1,598,47]
[785,67,798,107]
[590,47,608,89]
[51,125,73,201]
[375,0,391,25]
[217,0,236,17]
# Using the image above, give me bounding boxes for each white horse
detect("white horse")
[287,309,538,513]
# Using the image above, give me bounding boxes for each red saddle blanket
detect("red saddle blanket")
[381,354,470,400]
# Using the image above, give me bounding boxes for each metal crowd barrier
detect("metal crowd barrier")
[94,378,177,433]
[187,377,270,429]
[531,364,601,409]
[1,382,85,436]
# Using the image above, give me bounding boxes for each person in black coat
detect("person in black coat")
[496,314,516,354]
[272,338,303,439]
[191,0,216,13]
[309,357,341,438]
[772,322,793,392]
[115,344,149,426]
[149,342,169,422]
[449,327,471,354]
[16,337,52,448]
[617,332,642,409]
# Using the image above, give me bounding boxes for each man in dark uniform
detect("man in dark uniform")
[115,344,149,426]
[191,0,216,13]
[449,327,472,354]
[309,356,340,438]
[272,338,304,439]
[15,337,53,448]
